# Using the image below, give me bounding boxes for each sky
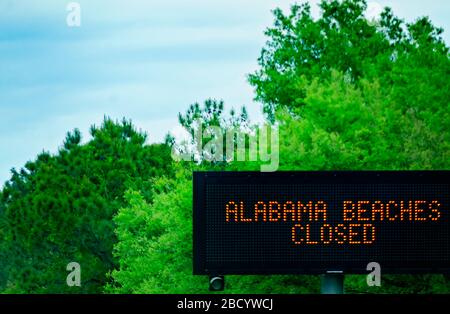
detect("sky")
[0,0,449,185]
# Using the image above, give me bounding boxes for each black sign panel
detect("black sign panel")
[193,171,450,275]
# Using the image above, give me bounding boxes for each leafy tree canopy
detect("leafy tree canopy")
[249,0,449,122]
[109,0,449,294]
[0,118,173,293]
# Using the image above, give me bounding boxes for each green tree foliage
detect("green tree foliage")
[1,0,448,294]
[174,99,252,166]
[0,202,7,291]
[277,70,449,170]
[250,0,449,172]
[178,99,250,133]
[0,118,172,293]
[250,0,449,293]
[108,165,319,294]
[109,0,449,294]
[249,0,449,123]
[106,166,201,293]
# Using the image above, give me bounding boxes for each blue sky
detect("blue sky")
[0,0,449,185]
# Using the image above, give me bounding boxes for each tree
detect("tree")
[109,0,449,294]
[2,0,448,294]
[108,165,319,294]
[173,99,253,166]
[0,118,173,293]
[249,0,449,122]
[249,0,449,293]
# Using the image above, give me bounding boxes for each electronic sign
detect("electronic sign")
[193,171,450,274]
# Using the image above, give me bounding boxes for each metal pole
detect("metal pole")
[321,273,344,294]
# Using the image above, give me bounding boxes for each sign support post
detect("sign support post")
[320,273,344,294]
